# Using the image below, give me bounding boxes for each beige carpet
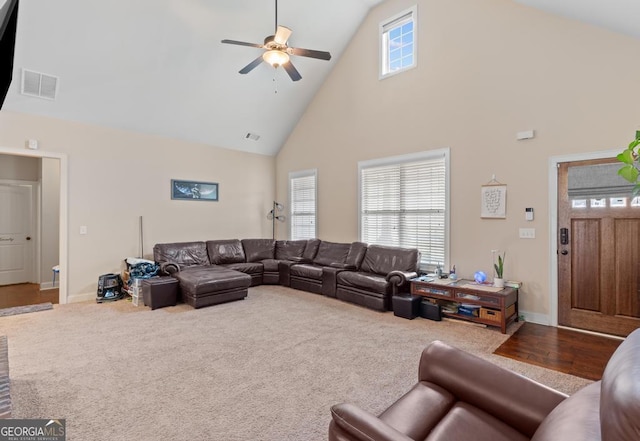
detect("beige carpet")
[0,286,590,441]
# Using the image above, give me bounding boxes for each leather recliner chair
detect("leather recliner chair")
[329,327,640,441]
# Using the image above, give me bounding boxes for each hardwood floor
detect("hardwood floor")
[0,283,59,309]
[495,322,622,380]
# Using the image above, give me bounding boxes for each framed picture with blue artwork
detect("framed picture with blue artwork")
[171,179,218,201]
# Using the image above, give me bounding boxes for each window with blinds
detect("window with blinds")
[359,150,448,269]
[289,170,317,240]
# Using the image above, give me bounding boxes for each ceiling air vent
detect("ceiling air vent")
[21,69,58,100]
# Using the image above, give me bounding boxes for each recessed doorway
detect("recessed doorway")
[0,146,68,305]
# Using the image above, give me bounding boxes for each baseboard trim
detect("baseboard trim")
[39,282,56,290]
[519,310,550,326]
[67,292,95,303]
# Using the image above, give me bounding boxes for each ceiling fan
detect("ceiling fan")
[221,0,331,82]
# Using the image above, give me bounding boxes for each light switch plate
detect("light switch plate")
[519,228,535,239]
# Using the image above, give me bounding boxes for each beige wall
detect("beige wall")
[41,157,60,286]
[0,111,275,301]
[0,153,39,181]
[276,0,640,320]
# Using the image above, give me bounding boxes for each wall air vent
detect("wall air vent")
[21,69,58,100]
[245,132,261,141]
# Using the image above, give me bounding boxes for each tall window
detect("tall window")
[380,6,417,79]
[359,150,449,269]
[289,169,317,240]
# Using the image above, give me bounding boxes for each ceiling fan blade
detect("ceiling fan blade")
[289,47,331,61]
[282,61,302,82]
[221,39,263,49]
[239,56,264,74]
[274,25,292,45]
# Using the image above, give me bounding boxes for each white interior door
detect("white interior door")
[0,183,34,285]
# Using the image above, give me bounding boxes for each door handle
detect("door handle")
[26,236,31,240]
[561,249,568,255]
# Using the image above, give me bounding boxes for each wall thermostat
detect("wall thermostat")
[525,207,534,221]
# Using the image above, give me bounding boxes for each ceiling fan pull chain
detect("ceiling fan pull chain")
[273,71,278,94]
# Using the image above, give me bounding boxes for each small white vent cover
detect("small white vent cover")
[21,69,58,100]
[245,132,261,141]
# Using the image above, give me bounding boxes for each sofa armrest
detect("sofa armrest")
[386,271,418,295]
[419,341,568,438]
[330,404,413,441]
[159,262,180,276]
[330,262,357,270]
[278,261,294,287]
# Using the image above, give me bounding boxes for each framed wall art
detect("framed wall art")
[171,179,218,201]
[481,182,506,218]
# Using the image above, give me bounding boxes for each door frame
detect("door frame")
[0,146,68,304]
[548,149,621,327]
[0,180,39,284]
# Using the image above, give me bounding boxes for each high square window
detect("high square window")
[380,6,417,79]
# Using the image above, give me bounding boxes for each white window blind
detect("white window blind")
[360,152,447,268]
[289,170,317,240]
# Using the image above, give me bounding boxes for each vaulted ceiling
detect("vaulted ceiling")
[3,0,638,156]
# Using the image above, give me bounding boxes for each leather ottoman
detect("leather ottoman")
[392,294,422,319]
[142,277,179,310]
[175,266,251,309]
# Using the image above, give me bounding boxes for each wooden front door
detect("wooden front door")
[558,159,640,337]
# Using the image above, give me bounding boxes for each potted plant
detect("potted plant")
[493,253,505,288]
[616,131,640,195]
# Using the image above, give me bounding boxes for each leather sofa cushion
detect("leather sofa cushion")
[218,262,263,275]
[345,242,368,268]
[337,271,390,295]
[313,241,350,266]
[303,239,321,261]
[361,245,419,276]
[379,382,455,440]
[426,402,529,441]
[531,382,601,441]
[153,241,209,269]
[242,239,275,262]
[275,240,307,260]
[291,264,323,280]
[261,259,280,272]
[207,239,245,264]
[599,328,640,441]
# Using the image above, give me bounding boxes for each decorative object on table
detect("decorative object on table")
[474,271,487,284]
[493,250,505,288]
[616,130,640,196]
[481,175,506,218]
[267,201,286,240]
[171,179,218,201]
[449,264,457,281]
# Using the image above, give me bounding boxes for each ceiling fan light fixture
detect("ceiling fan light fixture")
[263,49,289,67]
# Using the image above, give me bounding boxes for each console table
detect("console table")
[410,278,518,333]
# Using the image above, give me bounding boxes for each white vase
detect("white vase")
[493,278,505,288]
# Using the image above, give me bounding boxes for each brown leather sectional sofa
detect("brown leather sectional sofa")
[329,327,640,441]
[153,239,420,310]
